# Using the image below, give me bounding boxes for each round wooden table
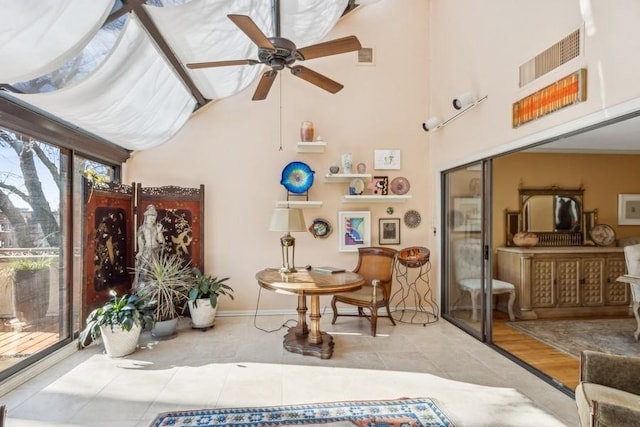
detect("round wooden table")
[255,268,363,359]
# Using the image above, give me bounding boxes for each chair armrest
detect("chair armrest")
[581,350,640,395]
[592,401,640,427]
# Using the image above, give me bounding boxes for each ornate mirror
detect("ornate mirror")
[513,187,586,246]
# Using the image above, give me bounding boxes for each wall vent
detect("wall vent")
[357,47,375,65]
[519,28,581,87]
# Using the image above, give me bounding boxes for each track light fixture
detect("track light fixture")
[422,117,442,132]
[421,93,488,132]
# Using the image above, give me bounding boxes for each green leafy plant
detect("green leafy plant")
[12,258,53,271]
[135,251,192,321]
[188,268,233,309]
[77,290,154,349]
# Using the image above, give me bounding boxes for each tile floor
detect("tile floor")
[1,313,578,426]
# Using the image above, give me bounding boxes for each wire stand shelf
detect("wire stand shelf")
[390,246,439,326]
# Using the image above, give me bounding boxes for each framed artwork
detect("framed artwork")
[618,194,640,225]
[338,211,371,252]
[379,218,400,245]
[374,149,401,170]
[452,197,482,232]
[369,176,389,195]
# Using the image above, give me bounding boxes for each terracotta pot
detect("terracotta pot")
[513,232,539,247]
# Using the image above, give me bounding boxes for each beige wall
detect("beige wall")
[127,0,640,313]
[428,0,640,169]
[125,1,432,313]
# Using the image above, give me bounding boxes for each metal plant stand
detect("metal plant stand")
[391,246,439,325]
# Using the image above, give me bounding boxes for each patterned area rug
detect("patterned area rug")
[149,398,453,427]
[508,318,640,359]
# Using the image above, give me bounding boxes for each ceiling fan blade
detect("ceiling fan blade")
[290,65,343,94]
[187,59,259,69]
[228,14,275,50]
[296,36,362,61]
[252,70,278,100]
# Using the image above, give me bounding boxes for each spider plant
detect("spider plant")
[134,251,192,322]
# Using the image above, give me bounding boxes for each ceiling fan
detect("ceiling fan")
[186,14,362,101]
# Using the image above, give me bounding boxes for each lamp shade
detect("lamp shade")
[269,208,307,232]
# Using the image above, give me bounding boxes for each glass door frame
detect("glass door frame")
[441,159,495,343]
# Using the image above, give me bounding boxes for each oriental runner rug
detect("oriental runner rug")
[149,397,454,427]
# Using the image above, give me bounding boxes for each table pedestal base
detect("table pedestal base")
[283,328,334,359]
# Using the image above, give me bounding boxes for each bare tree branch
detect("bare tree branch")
[32,143,60,187]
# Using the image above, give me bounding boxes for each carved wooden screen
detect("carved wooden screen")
[82,179,135,318]
[136,184,205,271]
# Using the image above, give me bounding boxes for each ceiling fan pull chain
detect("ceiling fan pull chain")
[279,73,283,151]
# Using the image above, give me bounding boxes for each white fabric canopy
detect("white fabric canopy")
[8,15,196,151]
[0,0,115,83]
[0,0,350,151]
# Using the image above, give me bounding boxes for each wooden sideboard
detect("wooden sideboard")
[496,246,629,319]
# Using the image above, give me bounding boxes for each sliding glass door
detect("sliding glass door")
[442,161,492,339]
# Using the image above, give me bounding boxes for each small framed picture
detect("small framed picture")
[618,194,640,225]
[374,149,401,170]
[369,176,389,195]
[379,218,400,245]
[338,211,371,252]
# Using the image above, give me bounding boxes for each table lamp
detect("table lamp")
[269,207,306,273]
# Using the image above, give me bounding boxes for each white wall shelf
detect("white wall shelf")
[342,195,412,203]
[324,173,372,183]
[275,200,323,208]
[296,142,326,153]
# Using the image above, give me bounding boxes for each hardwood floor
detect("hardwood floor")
[492,312,579,391]
[451,310,580,391]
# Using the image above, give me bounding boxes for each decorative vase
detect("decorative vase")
[329,165,340,174]
[188,299,217,329]
[341,153,353,174]
[100,323,141,357]
[300,121,314,142]
[357,163,366,174]
[513,232,539,247]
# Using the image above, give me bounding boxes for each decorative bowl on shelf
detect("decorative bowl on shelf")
[390,177,410,195]
[513,232,539,247]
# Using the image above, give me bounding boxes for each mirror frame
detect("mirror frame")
[511,186,587,246]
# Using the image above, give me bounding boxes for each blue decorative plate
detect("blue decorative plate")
[281,161,315,194]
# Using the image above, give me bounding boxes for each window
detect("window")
[0,125,115,381]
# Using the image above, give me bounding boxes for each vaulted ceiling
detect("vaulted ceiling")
[0,0,366,151]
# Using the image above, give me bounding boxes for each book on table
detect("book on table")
[313,266,346,274]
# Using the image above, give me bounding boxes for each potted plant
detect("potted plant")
[77,290,154,357]
[134,251,192,337]
[12,257,53,327]
[187,268,233,329]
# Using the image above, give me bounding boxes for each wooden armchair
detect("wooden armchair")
[331,247,398,336]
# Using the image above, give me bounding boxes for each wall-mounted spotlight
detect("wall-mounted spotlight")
[422,93,488,132]
[453,92,476,110]
[422,117,442,132]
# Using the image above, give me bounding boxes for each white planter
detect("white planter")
[188,299,217,328]
[99,323,141,357]
[151,317,179,338]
